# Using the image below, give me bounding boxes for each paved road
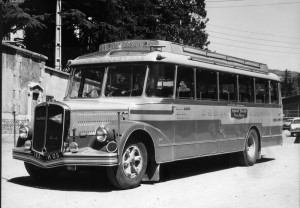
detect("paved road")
[1,134,299,208]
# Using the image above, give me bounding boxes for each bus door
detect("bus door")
[173,66,198,159]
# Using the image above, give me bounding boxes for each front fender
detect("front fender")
[105,120,173,164]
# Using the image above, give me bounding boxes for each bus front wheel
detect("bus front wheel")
[106,140,148,189]
[239,129,259,166]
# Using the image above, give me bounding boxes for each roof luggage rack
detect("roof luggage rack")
[98,40,269,74]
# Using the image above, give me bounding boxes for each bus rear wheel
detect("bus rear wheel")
[106,140,148,189]
[239,129,259,166]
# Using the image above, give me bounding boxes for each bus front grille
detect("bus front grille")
[32,103,69,154]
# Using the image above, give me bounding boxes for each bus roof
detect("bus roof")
[71,40,277,79]
[97,40,268,73]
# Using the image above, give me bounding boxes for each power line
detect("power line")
[211,41,300,54]
[209,35,300,49]
[207,1,300,8]
[208,24,300,40]
[207,30,300,45]
[210,45,296,59]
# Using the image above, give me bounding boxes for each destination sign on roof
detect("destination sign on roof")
[99,40,159,52]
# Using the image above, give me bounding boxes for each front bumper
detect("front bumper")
[13,147,118,168]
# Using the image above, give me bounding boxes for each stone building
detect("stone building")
[2,42,69,141]
[283,95,300,118]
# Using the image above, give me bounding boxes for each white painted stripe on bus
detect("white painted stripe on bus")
[129,104,282,126]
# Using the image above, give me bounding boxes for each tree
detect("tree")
[2,0,208,68]
[281,69,300,97]
[2,1,45,36]
[292,74,300,95]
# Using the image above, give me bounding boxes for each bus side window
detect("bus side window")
[196,69,217,101]
[219,73,237,102]
[270,81,279,104]
[176,66,194,99]
[255,78,269,104]
[239,75,254,103]
[146,64,175,98]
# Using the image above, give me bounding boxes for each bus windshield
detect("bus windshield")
[105,64,147,97]
[70,66,105,98]
[69,63,176,98]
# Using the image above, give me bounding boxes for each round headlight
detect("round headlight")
[24,140,32,150]
[96,126,108,142]
[19,126,29,139]
[69,142,79,153]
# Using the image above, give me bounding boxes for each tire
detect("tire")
[24,162,62,182]
[239,129,259,166]
[106,140,148,189]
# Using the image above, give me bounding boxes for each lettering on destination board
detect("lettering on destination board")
[99,40,159,51]
[231,109,248,119]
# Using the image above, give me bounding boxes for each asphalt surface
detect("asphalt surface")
[1,132,299,208]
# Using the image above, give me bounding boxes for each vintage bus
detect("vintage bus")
[13,40,282,189]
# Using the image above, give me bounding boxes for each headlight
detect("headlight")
[96,126,108,142]
[19,125,29,139]
[69,142,79,153]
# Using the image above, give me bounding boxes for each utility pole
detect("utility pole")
[55,0,62,71]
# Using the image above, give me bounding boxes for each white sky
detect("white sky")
[205,0,300,72]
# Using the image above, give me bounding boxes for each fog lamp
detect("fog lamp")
[106,141,118,153]
[19,125,29,139]
[69,142,78,153]
[24,140,32,150]
[96,126,108,142]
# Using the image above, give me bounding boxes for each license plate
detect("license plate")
[33,152,62,161]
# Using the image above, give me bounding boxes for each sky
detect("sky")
[205,0,300,72]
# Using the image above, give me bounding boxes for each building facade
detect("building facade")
[283,95,300,118]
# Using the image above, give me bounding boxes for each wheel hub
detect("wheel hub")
[122,145,143,179]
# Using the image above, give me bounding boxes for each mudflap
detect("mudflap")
[142,163,160,182]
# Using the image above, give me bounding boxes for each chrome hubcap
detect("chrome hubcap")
[122,145,143,179]
[247,134,256,158]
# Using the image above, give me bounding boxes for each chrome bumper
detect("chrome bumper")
[13,147,118,168]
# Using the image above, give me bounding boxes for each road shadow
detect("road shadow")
[8,167,114,192]
[8,154,276,190]
[256,156,275,164]
[149,153,275,183]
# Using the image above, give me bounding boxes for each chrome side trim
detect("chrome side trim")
[158,137,245,147]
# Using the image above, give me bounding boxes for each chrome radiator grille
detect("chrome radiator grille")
[32,103,70,153]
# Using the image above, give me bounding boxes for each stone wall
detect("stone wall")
[2,42,69,142]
